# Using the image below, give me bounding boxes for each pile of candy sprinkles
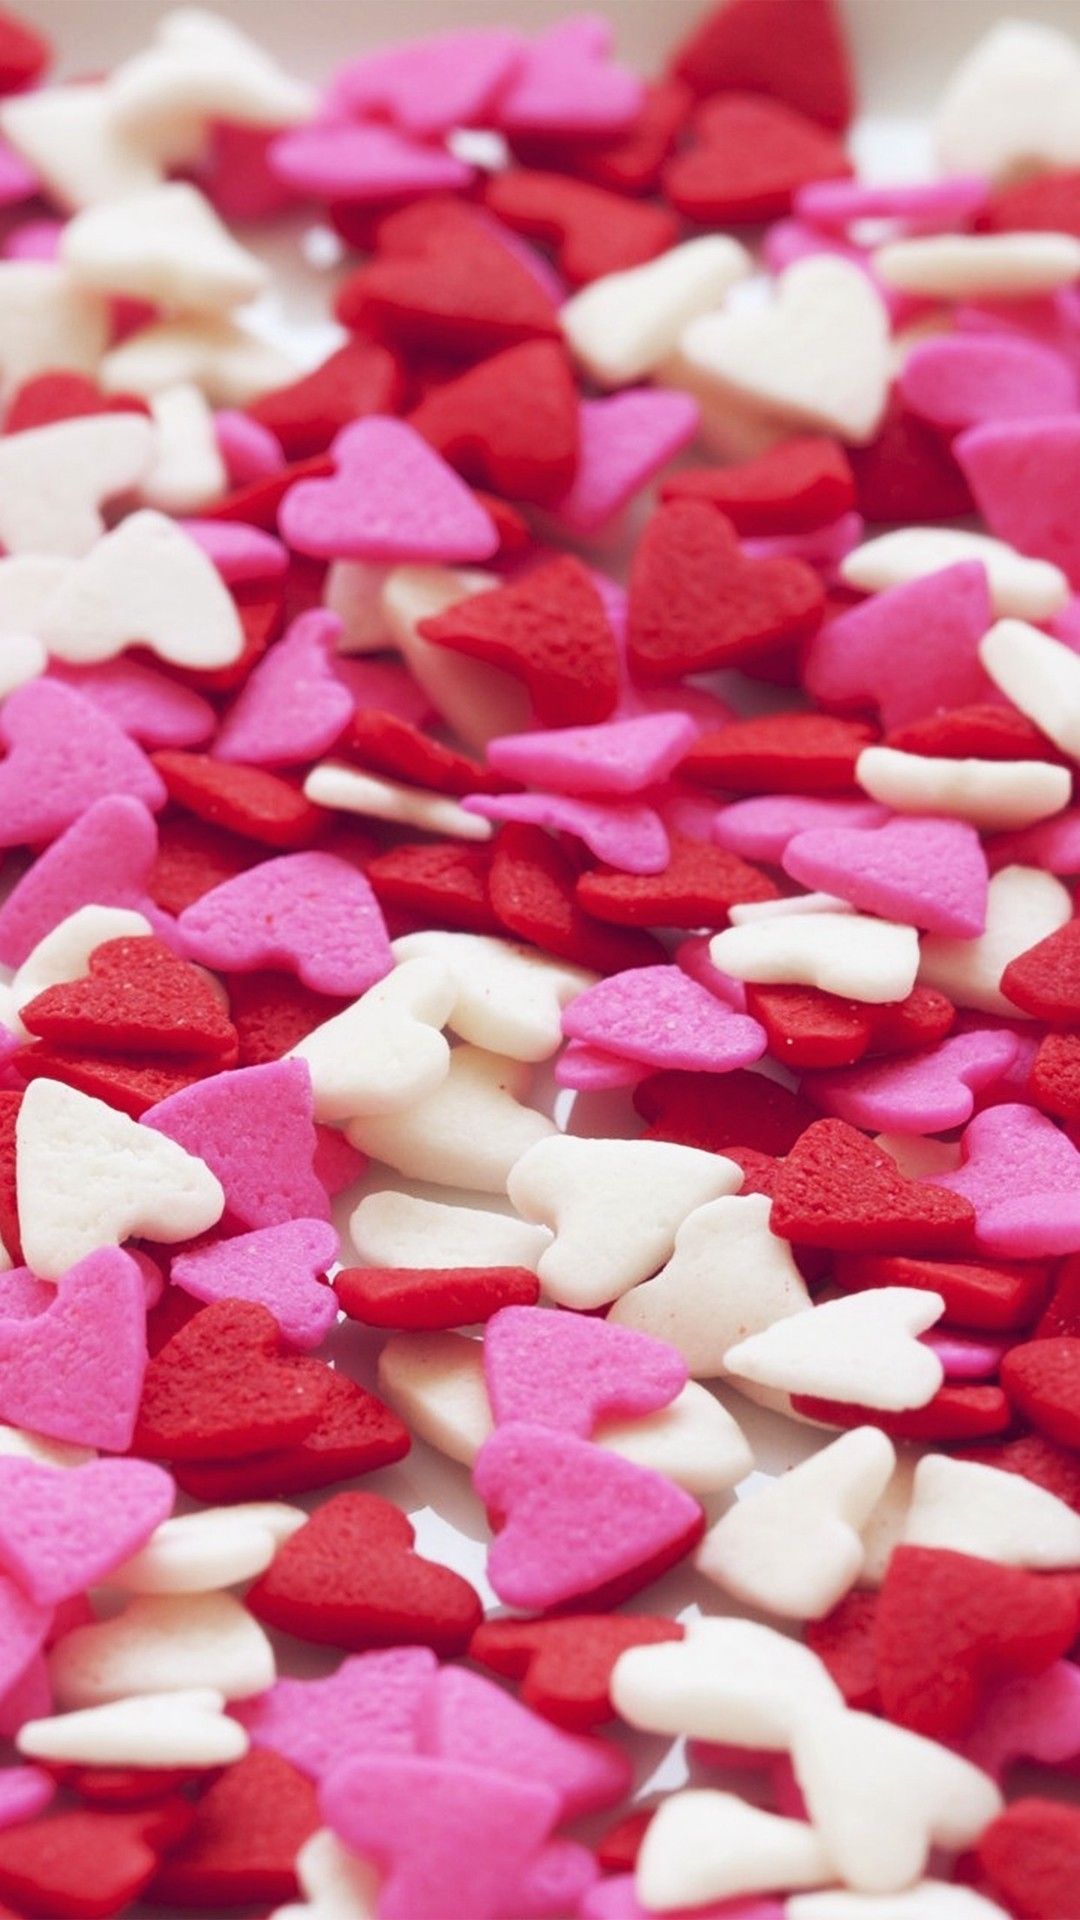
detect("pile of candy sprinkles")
[7,0,1080,1913]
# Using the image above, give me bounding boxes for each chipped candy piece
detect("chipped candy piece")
[637,1789,833,1912]
[348,1045,554,1195]
[469,1615,682,1733]
[725,1289,945,1411]
[336,1263,539,1331]
[178,851,392,999]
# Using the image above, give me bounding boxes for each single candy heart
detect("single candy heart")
[670,0,853,128]
[236,1646,437,1781]
[0,798,165,969]
[465,789,668,876]
[273,117,474,200]
[39,510,245,671]
[0,1456,173,1604]
[418,1665,630,1819]
[498,15,642,138]
[548,388,699,535]
[173,1364,408,1504]
[19,935,237,1060]
[664,92,850,223]
[144,1058,329,1229]
[391,931,592,1065]
[725,1289,946,1411]
[482,1303,687,1437]
[0,1248,147,1452]
[935,17,1080,179]
[17,1688,248,1770]
[901,334,1077,434]
[709,910,920,1006]
[0,411,153,557]
[784,814,989,937]
[108,1501,303,1593]
[62,179,265,312]
[841,525,1068,621]
[1001,916,1080,1022]
[771,1118,976,1254]
[213,609,353,767]
[171,1219,339,1351]
[133,1299,331,1462]
[279,417,498,565]
[484,167,672,284]
[978,1796,1080,1920]
[146,1747,319,1907]
[346,1043,554,1195]
[409,338,580,508]
[178,851,392,999]
[803,1029,1019,1134]
[931,1103,1080,1257]
[49,658,215,751]
[337,1263,539,1330]
[0,680,165,850]
[636,1789,832,1911]
[0,1803,180,1918]
[560,964,767,1074]
[331,27,524,136]
[488,713,697,798]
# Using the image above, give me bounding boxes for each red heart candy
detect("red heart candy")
[174,1364,410,1502]
[885,701,1058,762]
[978,1797,1080,1920]
[3,372,148,434]
[469,1615,683,1729]
[576,834,778,929]
[248,338,404,460]
[409,339,580,507]
[663,92,850,223]
[847,387,975,523]
[832,1251,1049,1333]
[678,711,875,792]
[14,1045,210,1119]
[149,814,260,916]
[744,982,954,1071]
[1001,1337,1080,1447]
[367,839,504,936]
[246,1490,483,1655]
[1002,920,1080,1022]
[483,169,678,284]
[335,1264,539,1329]
[771,1117,976,1252]
[1030,1033,1080,1125]
[662,436,854,534]
[151,752,324,849]
[227,971,350,1068]
[984,170,1080,238]
[488,822,665,972]
[132,1299,331,1462]
[634,1065,815,1155]
[20,936,237,1060]
[805,1587,882,1711]
[338,708,510,798]
[669,0,854,129]
[509,78,691,195]
[148,1750,318,1908]
[790,1383,1011,1442]
[0,1802,190,1918]
[0,6,51,94]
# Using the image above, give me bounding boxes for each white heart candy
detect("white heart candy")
[290,958,455,1123]
[696,1426,896,1619]
[391,931,595,1063]
[855,746,1071,833]
[560,236,751,389]
[920,864,1072,1015]
[875,232,1080,298]
[49,1591,275,1707]
[636,1789,833,1911]
[0,1423,94,1470]
[610,1616,841,1747]
[724,1289,946,1411]
[349,1189,551,1274]
[17,1687,249,1768]
[0,263,112,397]
[63,183,266,313]
[679,256,891,446]
[840,529,1069,620]
[346,1046,555,1193]
[609,1193,810,1376]
[381,564,529,748]
[325,562,393,655]
[139,383,227,515]
[935,20,1080,183]
[0,414,155,558]
[280,1830,379,1920]
[507,1135,742,1309]
[102,314,298,405]
[16,1077,225,1281]
[858,1452,917,1587]
[108,1503,306,1593]
[709,910,920,1005]
[902,1453,1080,1569]
[980,618,1080,764]
[790,1886,1011,1920]
[1,85,160,209]
[599,1378,753,1495]
[108,8,314,166]
[39,509,245,670]
[791,1708,1002,1896]
[304,762,493,843]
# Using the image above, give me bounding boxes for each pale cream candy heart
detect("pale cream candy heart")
[381,565,531,748]
[724,1289,946,1411]
[935,19,1080,182]
[0,414,155,558]
[920,864,1072,1015]
[981,618,1080,763]
[609,1192,810,1376]
[289,958,455,1123]
[107,1503,306,1593]
[790,1888,1011,1920]
[39,510,245,670]
[16,1077,225,1281]
[325,562,393,655]
[855,746,1070,832]
[600,1378,753,1495]
[304,763,493,843]
[6,907,154,1042]
[0,86,160,208]
[902,1453,1080,1568]
[611,1616,841,1748]
[63,183,266,313]
[17,1687,249,1768]
[729,891,855,923]
[274,1830,379,1920]
[858,1452,917,1587]
[709,911,920,1005]
[696,1427,896,1619]
[636,1789,833,1911]
[507,1135,743,1309]
[108,8,315,167]
[0,555,76,636]
[49,1591,275,1708]
[349,1188,551,1273]
[678,256,891,446]
[0,264,111,395]
[875,233,1080,298]
[0,633,45,700]
[346,1046,554,1193]
[102,315,299,406]
[391,932,595,1063]
[791,1709,1002,1897]
[840,529,1069,620]
[139,383,227,515]
[561,236,752,388]
[0,1423,94,1469]
[660,341,791,461]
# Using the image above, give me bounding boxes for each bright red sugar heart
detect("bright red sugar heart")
[132,1299,331,1463]
[576,835,779,929]
[805,1588,882,1712]
[1001,1337,1080,1449]
[634,1066,815,1156]
[366,839,504,937]
[487,822,665,972]
[483,168,679,285]
[408,339,581,507]
[832,1251,1049,1333]
[152,752,324,850]
[661,435,855,534]
[663,92,851,223]
[338,708,509,798]
[1001,919,1080,1023]
[147,1750,318,1908]
[248,338,405,460]
[19,935,238,1060]
[677,710,876,792]
[668,0,854,130]
[0,1802,191,1919]
[335,1264,540,1330]
[173,1365,410,1502]
[771,1117,976,1254]
[979,1797,1080,1920]
[468,1615,683,1730]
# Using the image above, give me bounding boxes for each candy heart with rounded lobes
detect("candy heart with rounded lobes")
[560,236,752,388]
[790,1889,1011,1920]
[171,1220,340,1352]
[237,1648,437,1784]
[609,1193,811,1377]
[48,1589,275,1709]
[329,27,524,137]
[0,799,169,971]
[482,1303,686,1439]
[931,1101,1080,1258]
[981,617,1080,761]
[0,263,111,392]
[919,866,1072,1017]
[697,1426,896,1622]
[38,509,244,673]
[280,418,498,567]
[349,1190,551,1276]
[0,1249,147,1452]
[108,1501,305,1593]
[802,1029,1020,1136]
[560,965,768,1075]
[902,1453,1080,1569]
[856,748,1070,833]
[347,1047,554,1196]
[678,256,891,445]
[507,1135,743,1309]
[62,182,265,313]
[546,388,699,537]
[381,565,530,751]
[724,1289,947,1411]
[0,85,161,210]
[418,1665,630,1821]
[106,7,315,166]
[102,313,299,407]
[213,609,353,768]
[486,712,698,798]
[709,911,920,1006]
[784,815,990,939]
[304,762,493,845]
[376,1329,750,1497]
[498,14,643,137]
[0,1455,174,1605]
[803,562,995,733]
[790,1708,1002,1897]
[289,958,455,1124]
[16,1077,223,1281]
[0,412,154,558]
[840,527,1069,621]
[0,680,166,850]
[178,851,393,1000]
[636,1789,833,1911]
[17,1688,250,1769]
[0,905,154,1041]
[391,932,594,1064]
[935,19,1080,182]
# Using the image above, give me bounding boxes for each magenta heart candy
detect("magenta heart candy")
[482,1302,687,1438]
[279,417,499,564]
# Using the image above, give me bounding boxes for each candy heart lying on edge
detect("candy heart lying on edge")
[0,1,1080,1917]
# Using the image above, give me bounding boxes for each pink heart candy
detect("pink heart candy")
[0,1248,148,1452]
[464,791,669,874]
[214,610,354,766]
[487,713,698,798]
[144,1059,329,1231]
[712,795,890,864]
[959,1660,1080,1780]
[783,814,990,937]
[497,15,643,137]
[0,1578,51,1712]
[483,1302,687,1438]
[320,1752,560,1920]
[925,1329,1007,1380]
[48,658,216,750]
[236,1647,437,1780]
[554,1041,645,1091]
[215,410,286,488]
[513,1839,598,1919]
[930,1102,1080,1256]
[334,654,435,729]
[0,1456,174,1605]
[988,809,1080,875]
[170,1217,340,1351]
[0,1766,53,1833]
[280,417,499,565]
[675,936,749,1010]
[804,561,995,727]
[180,517,288,583]
[958,416,1080,587]
[313,1125,367,1198]
[561,964,767,1073]
[900,334,1077,435]
[271,118,475,200]
[582,1880,784,1920]
[473,1421,702,1610]
[0,797,170,968]
[549,391,700,537]
[0,137,36,208]
[795,175,989,235]
[418,1666,631,1819]
[804,1029,1020,1135]
[329,28,525,137]
[177,850,392,998]
[0,681,165,849]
